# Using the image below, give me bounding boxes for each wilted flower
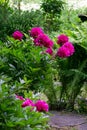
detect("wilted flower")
[57,42,75,58]
[12,30,23,40]
[22,98,35,108]
[35,33,54,48]
[57,34,69,45]
[29,27,44,39]
[35,100,49,112]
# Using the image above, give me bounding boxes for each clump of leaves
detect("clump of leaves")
[0,74,49,130]
[41,0,65,16]
[40,0,65,31]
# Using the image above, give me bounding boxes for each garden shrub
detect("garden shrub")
[0,2,13,41]
[0,5,45,41]
[28,26,87,111]
[0,74,49,130]
[41,0,65,17]
[56,21,87,110]
[1,3,87,113]
[0,32,52,92]
[40,0,65,31]
[6,9,44,37]
[56,43,87,110]
[76,97,87,113]
[1,24,87,112]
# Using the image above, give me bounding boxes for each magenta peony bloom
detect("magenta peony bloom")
[22,98,35,108]
[33,38,42,47]
[35,100,49,112]
[57,46,70,58]
[15,94,25,101]
[35,33,54,48]
[46,48,53,55]
[57,34,69,45]
[63,42,75,55]
[57,42,75,58]
[12,30,23,40]
[29,27,44,39]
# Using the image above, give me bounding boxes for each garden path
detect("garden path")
[49,111,87,130]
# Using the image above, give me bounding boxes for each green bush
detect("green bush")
[0,5,45,41]
[1,3,87,113]
[0,35,51,91]
[55,21,87,110]
[0,74,49,130]
[41,0,65,16]
[76,97,87,113]
[6,10,44,37]
[0,3,13,41]
[0,31,59,109]
[40,0,65,32]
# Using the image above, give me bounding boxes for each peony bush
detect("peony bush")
[0,76,49,130]
[29,27,75,58]
[28,27,87,111]
[16,94,49,112]
[1,24,87,130]
[8,27,76,111]
[12,27,75,59]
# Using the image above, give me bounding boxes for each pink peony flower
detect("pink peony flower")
[33,38,42,47]
[57,42,75,58]
[35,100,49,112]
[46,48,53,55]
[63,42,75,55]
[57,46,70,58]
[22,98,35,108]
[29,27,44,39]
[12,30,23,41]
[57,34,69,45]
[35,33,54,48]
[15,94,25,101]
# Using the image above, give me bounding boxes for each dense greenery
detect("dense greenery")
[0,75,49,130]
[0,0,87,129]
[0,0,66,41]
